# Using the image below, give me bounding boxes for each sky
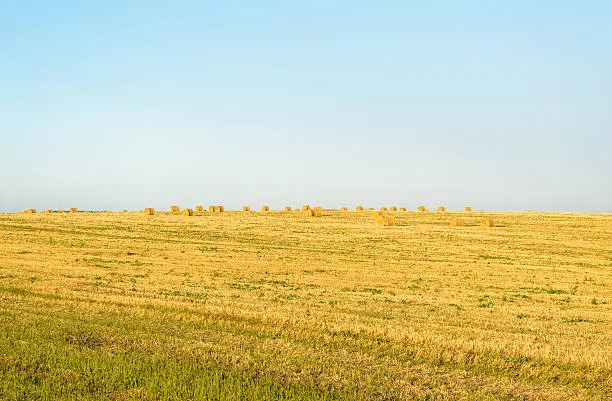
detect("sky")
[1,0,610,212]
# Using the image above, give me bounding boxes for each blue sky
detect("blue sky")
[1,1,610,212]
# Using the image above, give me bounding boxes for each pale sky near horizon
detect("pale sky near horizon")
[1,1,610,212]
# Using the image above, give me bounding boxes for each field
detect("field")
[0,210,610,400]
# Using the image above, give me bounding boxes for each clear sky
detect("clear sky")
[1,1,610,212]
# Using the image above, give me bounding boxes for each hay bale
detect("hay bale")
[375,211,395,226]
[355,206,365,211]
[285,206,292,211]
[481,218,495,228]
[261,205,270,212]
[122,210,128,213]
[437,206,446,212]
[340,207,348,211]
[450,217,465,227]
[417,206,427,212]
[302,205,311,211]
[144,208,155,216]
[69,208,78,213]
[219,206,225,212]
[23,209,37,214]
[399,207,407,212]
[368,208,375,211]
[208,206,217,212]
[181,208,194,216]
[170,206,180,213]
[465,206,472,212]
[389,206,397,211]
[195,206,204,212]
[242,206,251,212]
[46,210,53,214]
[380,207,388,212]
[304,207,323,217]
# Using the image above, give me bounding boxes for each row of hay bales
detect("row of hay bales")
[20,205,475,215]
[21,208,80,214]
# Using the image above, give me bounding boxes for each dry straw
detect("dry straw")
[219,206,225,212]
[46,210,53,214]
[242,206,251,212]
[340,207,348,211]
[285,206,292,211]
[208,206,217,212]
[170,206,180,213]
[481,218,495,228]
[181,208,194,216]
[380,207,389,212]
[375,211,395,226]
[196,206,204,212]
[368,208,375,211]
[302,205,311,211]
[399,207,407,212]
[69,208,78,213]
[389,206,397,211]
[418,206,427,212]
[144,208,155,216]
[355,206,365,211]
[261,205,270,212]
[23,209,36,214]
[122,210,128,213]
[465,206,472,212]
[437,206,446,212]
[450,217,465,227]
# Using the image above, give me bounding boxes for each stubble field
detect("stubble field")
[0,209,610,400]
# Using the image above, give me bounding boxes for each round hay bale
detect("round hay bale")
[170,206,180,213]
[465,206,472,212]
[219,206,225,212]
[284,206,292,212]
[261,205,270,212]
[312,206,323,217]
[399,207,407,212]
[144,208,155,216]
[437,206,446,212]
[69,208,78,213]
[375,211,395,226]
[302,205,311,211]
[355,206,365,211]
[380,207,388,212]
[181,208,194,216]
[450,217,465,227]
[23,208,37,214]
[367,208,375,211]
[242,206,251,212]
[195,206,204,212]
[340,207,348,211]
[481,218,495,228]
[389,206,397,211]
